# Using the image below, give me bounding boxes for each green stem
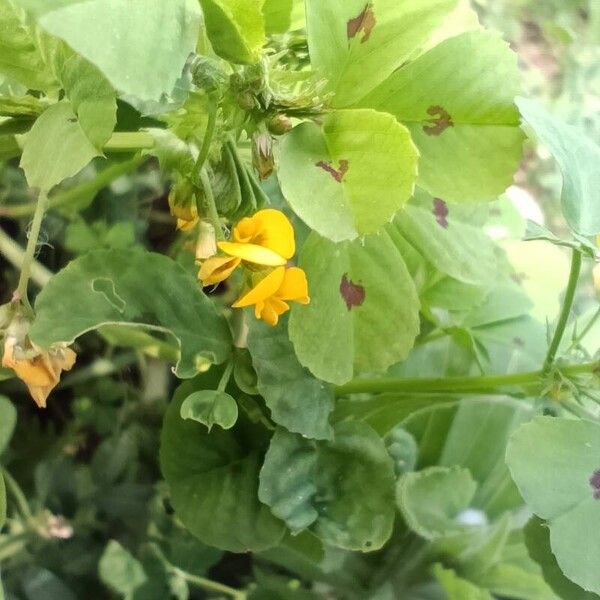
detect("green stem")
[103,132,155,153]
[199,168,224,241]
[192,101,217,186]
[334,361,599,397]
[0,228,52,288]
[543,249,582,373]
[15,190,48,310]
[569,306,600,351]
[172,568,246,600]
[217,361,234,392]
[2,469,32,520]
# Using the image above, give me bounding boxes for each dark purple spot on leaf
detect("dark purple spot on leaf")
[316,159,349,183]
[433,198,449,228]
[347,4,376,44]
[340,274,365,311]
[590,470,600,499]
[423,106,454,137]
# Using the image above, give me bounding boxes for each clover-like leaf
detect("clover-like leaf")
[278,109,418,242]
[29,249,232,378]
[258,423,396,551]
[180,390,238,432]
[507,417,600,594]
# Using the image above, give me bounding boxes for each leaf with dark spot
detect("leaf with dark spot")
[432,198,449,228]
[590,470,600,499]
[316,159,349,183]
[340,274,365,310]
[423,106,454,137]
[347,4,376,44]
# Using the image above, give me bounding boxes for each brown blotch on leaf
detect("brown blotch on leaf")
[316,159,349,183]
[347,4,376,44]
[433,198,449,229]
[423,106,454,137]
[340,274,365,311]
[511,272,528,285]
[590,469,600,499]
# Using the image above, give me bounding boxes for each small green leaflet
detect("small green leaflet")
[13,0,201,101]
[200,0,266,64]
[180,390,239,432]
[517,97,600,236]
[20,101,99,191]
[507,417,600,594]
[98,541,148,596]
[359,31,524,203]
[289,231,420,385]
[278,109,418,242]
[29,249,232,378]
[259,423,396,551]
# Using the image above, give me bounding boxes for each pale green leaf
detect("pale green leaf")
[397,466,477,540]
[180,390,238,431]
[306,0,469,107]
[433,565,494,600]
[0,473,5,529]
[246,316,334,441]
[289,231,420,385]
[263,0,293,34]
[359,31,524,202]
[278,109,418,242]
[13,0,201,101]
[517,97,600,235]
[200,0,265,64]
[29,249,232,378]
[0,395,17,455]
[99,540,148,596]
[506,418,600,594]
[160,380,286,552]
[20,101,99,190]
[259,423,396,551]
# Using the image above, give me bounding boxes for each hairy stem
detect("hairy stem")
[15,190,48,310]
[543,249,582,373]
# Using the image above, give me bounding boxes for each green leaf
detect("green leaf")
[524,517,598,600]
[20,101,100,191]
[160,380,286,552]
[246,316,334,441]
[289,231,420,385]
[506,418,600,594]
[0,0,56,90]
[0,474,5,530]
[305,0,469,107]
[517,97,600,236]
[397,466,477,540]
[52,46,117,149]
[199,0,265,64]
[99,540,148,596]
[278,109,418,242]
[258,423,396,551]
[29,249,232,378]
[180,390,238,431]
[13,0,201,101]
[263,0,293,34]
[0,395,17,455]
[433,565,494,600]
[385,426,418,477]
[392,200,500,285]
[359,31,524,202]
[22,568,77,600]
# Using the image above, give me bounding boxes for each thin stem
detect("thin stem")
[334,361,599,397]
[103,132,155,153]
[569,306,600,351]
[192,101,218,185]
[171,568,246,600]
[543,250,582,373]
[15,190,48,310]
[0,228,52,288]
[2,469,32,520]
[200,168,224,241]
[217,361,234,392]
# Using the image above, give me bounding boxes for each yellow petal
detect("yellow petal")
[276,267,310,304]
[177,217,199,232]
[258,301,281,326]
[233,209,295,260]
[218,241,287,267]
[199,256,241,286]
[233,267,286,308]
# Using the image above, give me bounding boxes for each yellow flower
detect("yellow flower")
[2,335,76,408]
[198,209,296,286]
[233,266,310,326]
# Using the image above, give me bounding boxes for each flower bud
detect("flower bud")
[267,115,293,136]
[252,132,275,180]
[195,221,218,261]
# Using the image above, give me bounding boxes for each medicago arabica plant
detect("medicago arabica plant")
[0,0,599,598]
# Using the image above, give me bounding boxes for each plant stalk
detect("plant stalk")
[543,249,582,373]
